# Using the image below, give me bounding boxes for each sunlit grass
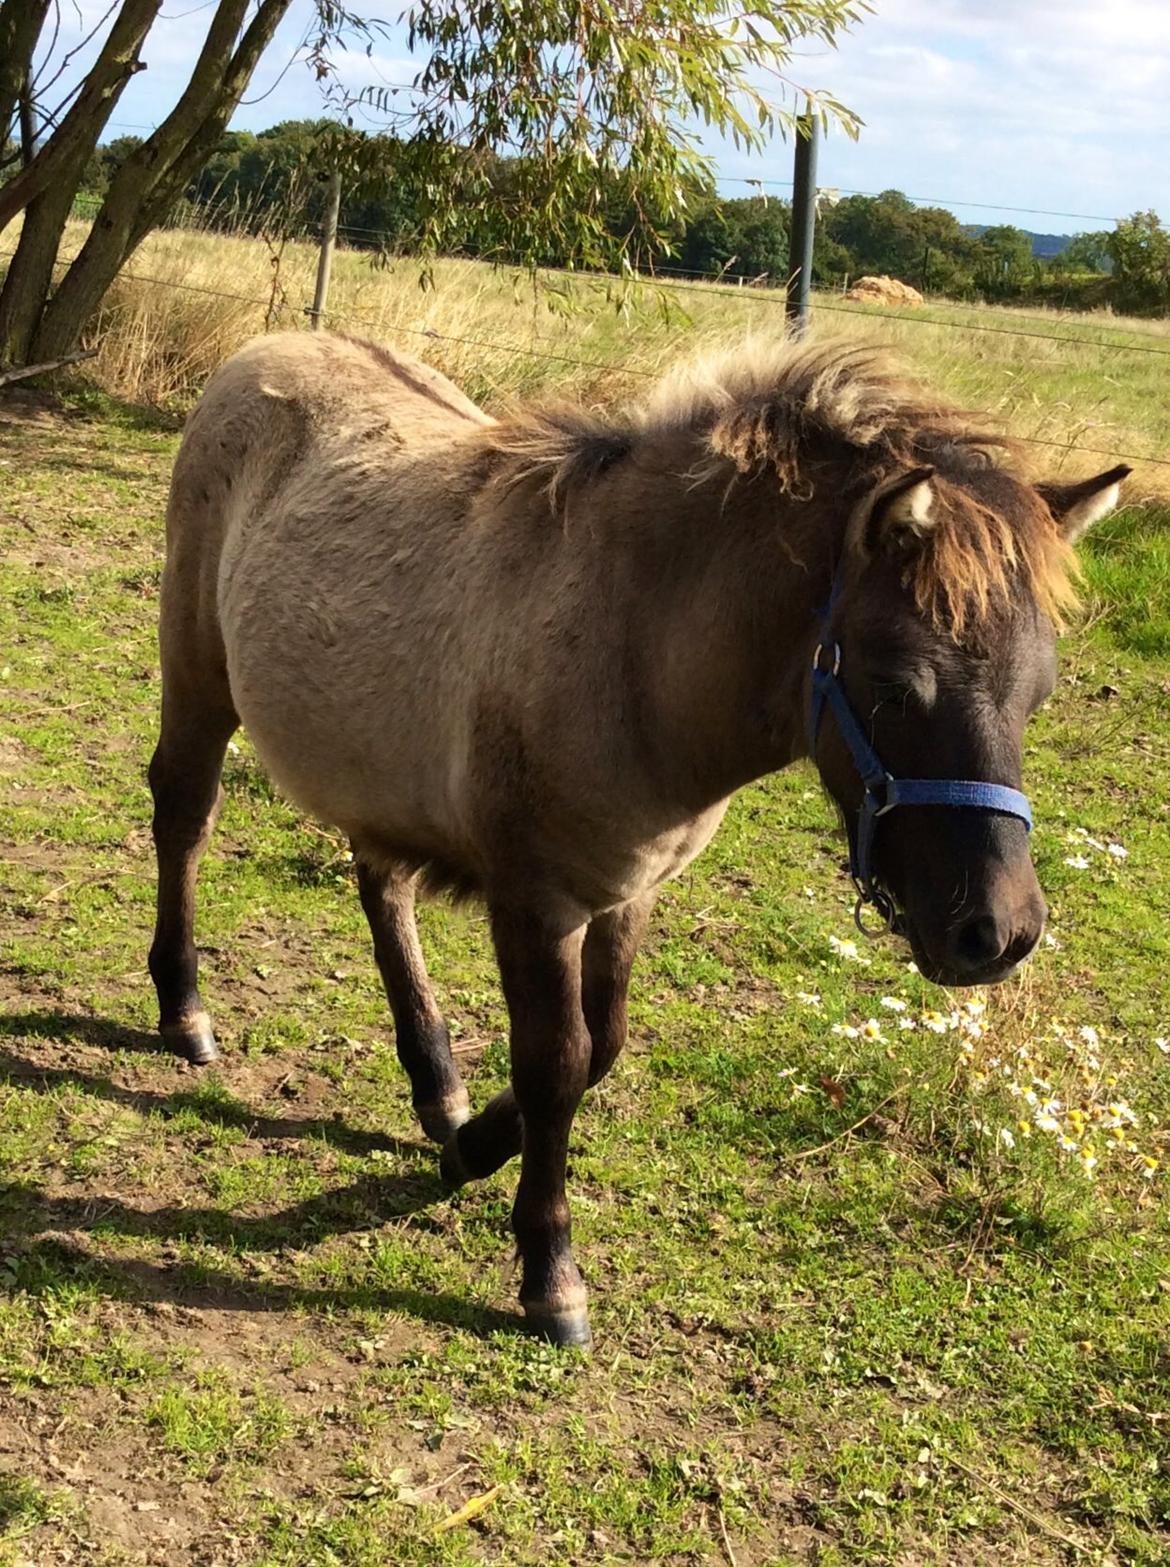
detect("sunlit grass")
[0,300,1167,1563]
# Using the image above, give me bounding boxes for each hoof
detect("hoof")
[417,1092,470,1146]
[522,1302,593,1349]
[439,1128,471,1189]
[161,1013,219,1066]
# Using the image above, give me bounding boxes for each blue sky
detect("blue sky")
[42,0,1170,234]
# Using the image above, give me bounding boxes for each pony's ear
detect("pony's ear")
[852,466,937,556]
[1036,464,1131,543]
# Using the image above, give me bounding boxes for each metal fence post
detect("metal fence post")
[785,108,819,337]
[309,168,342,330]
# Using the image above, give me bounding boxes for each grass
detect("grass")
[8,213,1170,499]
[1,255,1169,1563]
[146,1373,294,1475]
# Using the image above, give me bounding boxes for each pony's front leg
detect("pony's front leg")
[493,905,593,1347]
[438,892,652,1187]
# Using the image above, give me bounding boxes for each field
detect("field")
[20,216,1170,502]
[1,229,1169,1565]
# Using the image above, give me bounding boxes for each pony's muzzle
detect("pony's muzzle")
[938,894,1047,985]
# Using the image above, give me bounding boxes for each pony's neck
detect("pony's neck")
[617,457,837,812]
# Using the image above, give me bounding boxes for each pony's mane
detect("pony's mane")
[484,340,1078,638]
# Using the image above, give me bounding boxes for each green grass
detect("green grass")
[0,1474,76,1552]
[146,1374,294,1475]
[1,359,1169,1565]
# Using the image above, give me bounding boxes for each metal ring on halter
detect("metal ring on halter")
[811,641,842,675]
[853,882,897,937]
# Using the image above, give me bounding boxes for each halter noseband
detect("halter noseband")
[807,568,1033,935]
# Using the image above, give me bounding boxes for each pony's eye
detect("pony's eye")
[872,681,913,705]
[873,670,937,710]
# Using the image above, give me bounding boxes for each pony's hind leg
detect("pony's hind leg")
[354,856,470,1143]
[148,688,238,1064]
[580,892,654,1087]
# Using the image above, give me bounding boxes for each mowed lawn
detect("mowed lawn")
[0,366,1169,1567]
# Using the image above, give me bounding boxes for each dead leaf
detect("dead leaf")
[819,1076,846,1109]
[433,1485,502,1534]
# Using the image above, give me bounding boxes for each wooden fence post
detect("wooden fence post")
[308,168,342,330]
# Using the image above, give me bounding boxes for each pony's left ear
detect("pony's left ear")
[852,465,938,557]
[1036,464,1131,544]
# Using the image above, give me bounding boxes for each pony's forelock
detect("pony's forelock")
[908,477,1080,639]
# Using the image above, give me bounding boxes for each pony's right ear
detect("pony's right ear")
[1036,464,1131,544]
[850,466,937,557]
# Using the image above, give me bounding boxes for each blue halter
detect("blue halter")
[807,569,1033,933]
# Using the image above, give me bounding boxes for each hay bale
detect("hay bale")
[845,275,925,307]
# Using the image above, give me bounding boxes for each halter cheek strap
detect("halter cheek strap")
[807,593,1033,933]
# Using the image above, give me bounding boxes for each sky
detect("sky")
[36,0,1170,234]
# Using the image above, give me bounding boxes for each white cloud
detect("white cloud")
[745,0,1170,226]
[28,0,1170,231]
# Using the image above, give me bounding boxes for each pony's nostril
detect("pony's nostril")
[1004,926,1041,966]
[952,913,1005,972]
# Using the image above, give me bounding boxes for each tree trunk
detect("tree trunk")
[30,0,291,362]
[0,0,51,154]
[0,181,77,364]
[0,0,161,237]
[0,0,163,365]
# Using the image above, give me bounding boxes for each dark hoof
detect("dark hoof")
[161,1013,219,1066]
[439,1128,470,1189]
[417,1092,470,1146]
[523,1303,593,1349]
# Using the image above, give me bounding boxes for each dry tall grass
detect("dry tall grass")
[15,215,1170,493]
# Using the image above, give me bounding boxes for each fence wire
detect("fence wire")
[4,244,1169,469]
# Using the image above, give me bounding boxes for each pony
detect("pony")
[148,331,1127,1346]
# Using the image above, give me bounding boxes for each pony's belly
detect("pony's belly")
[218,540,474,851]
[565,802,730,912]
[224,650,466,857]
[237,726,483,892]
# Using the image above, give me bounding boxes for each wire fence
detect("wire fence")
[67,193,1157,343]
[308,229,1170,353]
[809,298,1170,358]
[64,192,1170,353]
[5,242,1170,471]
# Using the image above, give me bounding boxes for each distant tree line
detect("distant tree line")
[0,0,865,370]
[79,120,1170,316]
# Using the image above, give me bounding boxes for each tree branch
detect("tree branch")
[0,346,96,386]
[0,0,161,233]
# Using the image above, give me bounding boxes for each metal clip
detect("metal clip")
[853,882,898,938]
[811,640,842,675]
